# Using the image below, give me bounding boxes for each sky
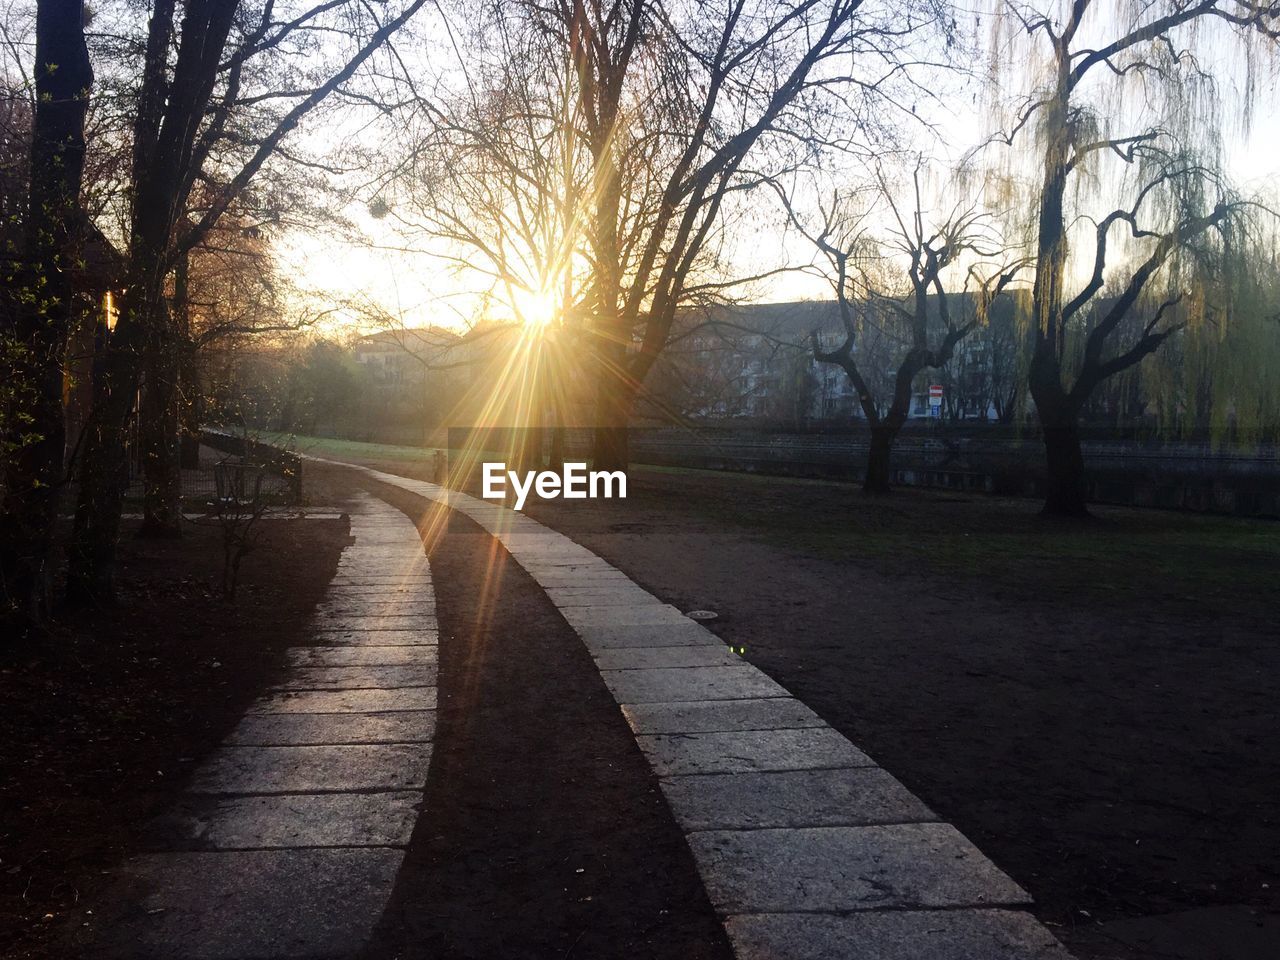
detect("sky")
[278,2,1280,337]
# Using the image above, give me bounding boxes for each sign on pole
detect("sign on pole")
[928,384,943,417]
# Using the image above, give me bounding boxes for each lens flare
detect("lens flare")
[513,287,556,327]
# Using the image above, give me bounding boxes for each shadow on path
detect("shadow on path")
[360,481,732,960]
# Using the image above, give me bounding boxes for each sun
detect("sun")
[512,287,557,327]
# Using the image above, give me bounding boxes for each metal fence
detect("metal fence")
[117,431,302,505]
[616,427,1280,517]
[122,449,297,504]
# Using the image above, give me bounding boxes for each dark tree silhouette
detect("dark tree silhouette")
[782,168,1027,492]
[68,0,431,601]
[0,0,92,628]
[990,0,1279,515]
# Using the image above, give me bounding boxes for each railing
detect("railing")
[616,427,1280,517]
[200,428,303,504]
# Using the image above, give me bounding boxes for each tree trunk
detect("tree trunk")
[176,250,201,470]
[863,425,897,494]
[0,0,92,630]
[591,367,633,471]
[1040,419,1088,517]
[140,335,183,537]
[1025,57,1084,518]
[69,152,173,595]
[66,366,133,604]
[1029,322,1089,518]
[67,286,153,602]
[180,425,201,470]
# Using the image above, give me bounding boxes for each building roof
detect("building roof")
[683,292,1024,344]
[354,326,463,353]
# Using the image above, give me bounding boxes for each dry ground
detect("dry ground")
[525,467,1280,960]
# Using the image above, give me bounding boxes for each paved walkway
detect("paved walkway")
[96,493,437,959]
[336,464,1075,960]
[97,463,1074,958]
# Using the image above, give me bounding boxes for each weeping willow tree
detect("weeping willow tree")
[982,0,1280,516]
[1143,230,1280,443]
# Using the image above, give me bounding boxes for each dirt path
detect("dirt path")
[351,473,733,960]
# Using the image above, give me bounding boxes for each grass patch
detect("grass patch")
[620,467,1279,612]
[255,431,443,463]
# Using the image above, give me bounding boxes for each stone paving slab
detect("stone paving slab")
[330,567,432,577]
[312,628,439,646]
[514,564,609,577]
[507,557,602,568]
[689,823,1030,914]
[104,848,403,959]
[577,622,723,649]
[317,592,435,604]
[328,576,434,586]
[659,768,934,830]
[332,566,430,580]
[314,599,437,616]
[97,490,444,957]
[515,559,616,572]
[546,591,670,608]
[532,573,637,588]
[517,562,621,575]
[324,585,433,598]
[272,664,438,690]
[593,644,743,670]
[542,582,655,596]
[496,530,589,541]
[507,547,607,559]
[723,910,1075,960]
[338,544,422,553]
[601,665,790,703]
[158,792,422,849]
[621,697,827,735]
[534,581,640,594]
[189,743,433,794]
[248,687,437,714]
[637,727,874,776]
[287,646,436,667]
[560,604,693,627]
[313,614,438,632]
[227,710,437,746]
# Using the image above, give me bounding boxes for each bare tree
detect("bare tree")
[987,0,1279,515]
[375,7,595,452]
[67,0,433,601]
[563,0,952,469]
[382,0,950,469]
[782,168,1027,492]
